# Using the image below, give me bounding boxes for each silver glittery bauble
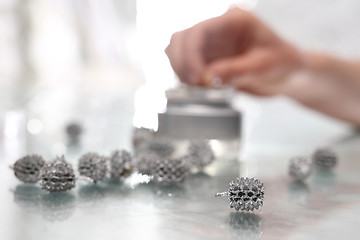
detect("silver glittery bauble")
[289,156,312,181]
[39,156,76,192]
[13,155,45,183]
[65,122,82,139]
[109,150,133,181]
[132,127,155,149]
[152,157,189,185]
[188,139,215,168]
[228,178,264,211]
[134,151,159,175]
[78,152,108,183]
[143,138,175,158]
[312,147,337,169]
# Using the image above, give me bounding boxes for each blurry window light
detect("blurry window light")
[27,118,43,135]
[4,111,23,138]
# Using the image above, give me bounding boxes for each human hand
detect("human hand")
[165,8,305,96]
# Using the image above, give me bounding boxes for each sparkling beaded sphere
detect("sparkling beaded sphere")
[13,155,45,183]
[289,156,312,181]
[152,157,189,185]
[312,147,337,169]
[143,138,175,158]
[188,139,215,168]
[109,150,133,181]
[132,127,155,149]
[228,178,264,211]
[65,122,82,141]
[39,156,76,192]
[134,152,158,175]
[78,152,108,183]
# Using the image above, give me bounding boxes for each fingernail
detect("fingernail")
[211,77,223,88]
[203,72,223,88]
[202,72,214,85]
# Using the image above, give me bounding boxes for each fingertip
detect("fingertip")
[199,71,224,88]
[212,77,224,88]
[198,72,213,86]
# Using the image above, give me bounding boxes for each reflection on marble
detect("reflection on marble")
[78,184,108,202]
[287,181,310,206]
[228,212,262,240]
[41,193,76,221]
[152,184,186,209]
[66,141,82,157]
[78,180,132,203]
[152,184,185,198]
[311,170,336,193]
[186,172,211,186]
[13,185,44,212]
[13,185,76,221]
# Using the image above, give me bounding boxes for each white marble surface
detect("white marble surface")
[1,91,360,240]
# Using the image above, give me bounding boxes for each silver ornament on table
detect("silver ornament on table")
[132,127,155,149]
[134,151,159,175]
[109,150,133,181]
[312,147,337,170]
[65,122,83,143]
[152,156,190,185]
[142,138,175,158]
[78,152,108,183]
[39,156,76,192]
[289,156,312,181]
[187,139,215,168]
[12,154,45,183]
[216,177,265,211]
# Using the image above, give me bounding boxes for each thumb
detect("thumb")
[200,50,271,86]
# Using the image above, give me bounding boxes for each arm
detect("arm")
[285,53,360,125]
[165,8,360,125]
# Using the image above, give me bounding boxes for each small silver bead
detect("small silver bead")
[229,178,264,211]
[78,152,108,183]
[39,156,76,192]
[187,139,215,168]
[142,138,175,158]
[134,151,159,175]
[109,150,133,181]
[152,157,189,185]
[132,127,155,149]
[13,154,45,183]
[217,177,265,212]
[312,147,337,170]
[65,122,82,142]
[289,156,312,181]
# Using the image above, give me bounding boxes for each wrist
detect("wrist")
[302,51,332,74]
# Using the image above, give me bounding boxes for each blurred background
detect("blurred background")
[1,0,359,165]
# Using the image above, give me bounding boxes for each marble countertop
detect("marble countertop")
[1,91,359,240]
